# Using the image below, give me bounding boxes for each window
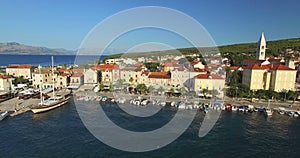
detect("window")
[262,46,264,49]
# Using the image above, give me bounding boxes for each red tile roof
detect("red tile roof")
[230,66,240,70]
[163,62,179,67]
[243,64,269,70]
[7,64,33,69]
[269,64,295,71]
[71,73,83,77]
[59,73,69,77]
[0,74,12,79]
[94,64,119,71]
[141,71,149,76]
[148,72,171,79]
[195,74,224,80]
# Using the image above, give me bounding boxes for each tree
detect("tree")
[136,84,147,94]
[148,85,154,94]
[256,89,265,101]
[287,91,299,103]
[145,62,160,72]
[99,83,105,91]
[109,83,113,91]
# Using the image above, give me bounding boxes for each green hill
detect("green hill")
[107,38,300,65]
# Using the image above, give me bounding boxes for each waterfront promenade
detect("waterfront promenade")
[1,90,300,117]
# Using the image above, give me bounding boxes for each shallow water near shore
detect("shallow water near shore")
[0,99,300,158]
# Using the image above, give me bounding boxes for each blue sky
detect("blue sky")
[0,0,299,51]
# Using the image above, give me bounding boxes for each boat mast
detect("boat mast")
[52,56,56,100]
[38,65,43,104]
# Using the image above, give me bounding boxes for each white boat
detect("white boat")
[141,99,148,106]
[294,112,299,117]
[178,102,186,109]
[31,96,70,114]
[159,101,166,107]
[31,57,70,114]
[0,111,9,121]
[278,107,286,115]
[232,106,238,111]
[170,101,176,107]
[265,100,273,116]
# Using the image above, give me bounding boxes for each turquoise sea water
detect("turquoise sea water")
[0,99,300,158]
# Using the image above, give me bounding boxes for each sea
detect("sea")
[0,54,108,66]
[0,99,300,158]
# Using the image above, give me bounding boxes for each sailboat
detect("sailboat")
[31,56,70,114]
[265,100,273,116]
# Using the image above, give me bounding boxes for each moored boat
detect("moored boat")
[0,111,9,121]
[31,57,70,114]
[264,100,273,116]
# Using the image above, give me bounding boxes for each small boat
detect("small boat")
[232,106,238,111]
[0,111,9,121]
[101,96,108,102]
[264,100,273,116]
[294,112,299,117]
[278,107,286,115]
[225,103,232,111]
[110,98,115,102]
[159,101,166,107]
[204,107,209,113]
[238,106,245,112]
[141,99,148,106]
[265,108,273,116]
[286,111,294,117]
[170,101,176,107]
[178,102,186,109]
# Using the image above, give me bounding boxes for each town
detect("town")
[1,33,300,118]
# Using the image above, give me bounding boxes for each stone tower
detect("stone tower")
[256,32,266,60]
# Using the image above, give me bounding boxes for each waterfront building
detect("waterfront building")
[70,73,84,88]
[141,72,171,87]
[94,64,119,85]
[6,64,34,79]
[32,67,55,89]
[242,64,271,90]
[242,64,296,92]
[0,74,13,92]
[193,74,225,95]
[269,64,297,92]
[56,73,70,89]
[120,67,142,85]
[83,68,98,85]
[171,68,206,89]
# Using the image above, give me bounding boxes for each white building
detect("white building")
[83,69,98,85]
[6,64,34,79]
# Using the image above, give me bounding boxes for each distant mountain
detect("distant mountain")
[0,42,75,55]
